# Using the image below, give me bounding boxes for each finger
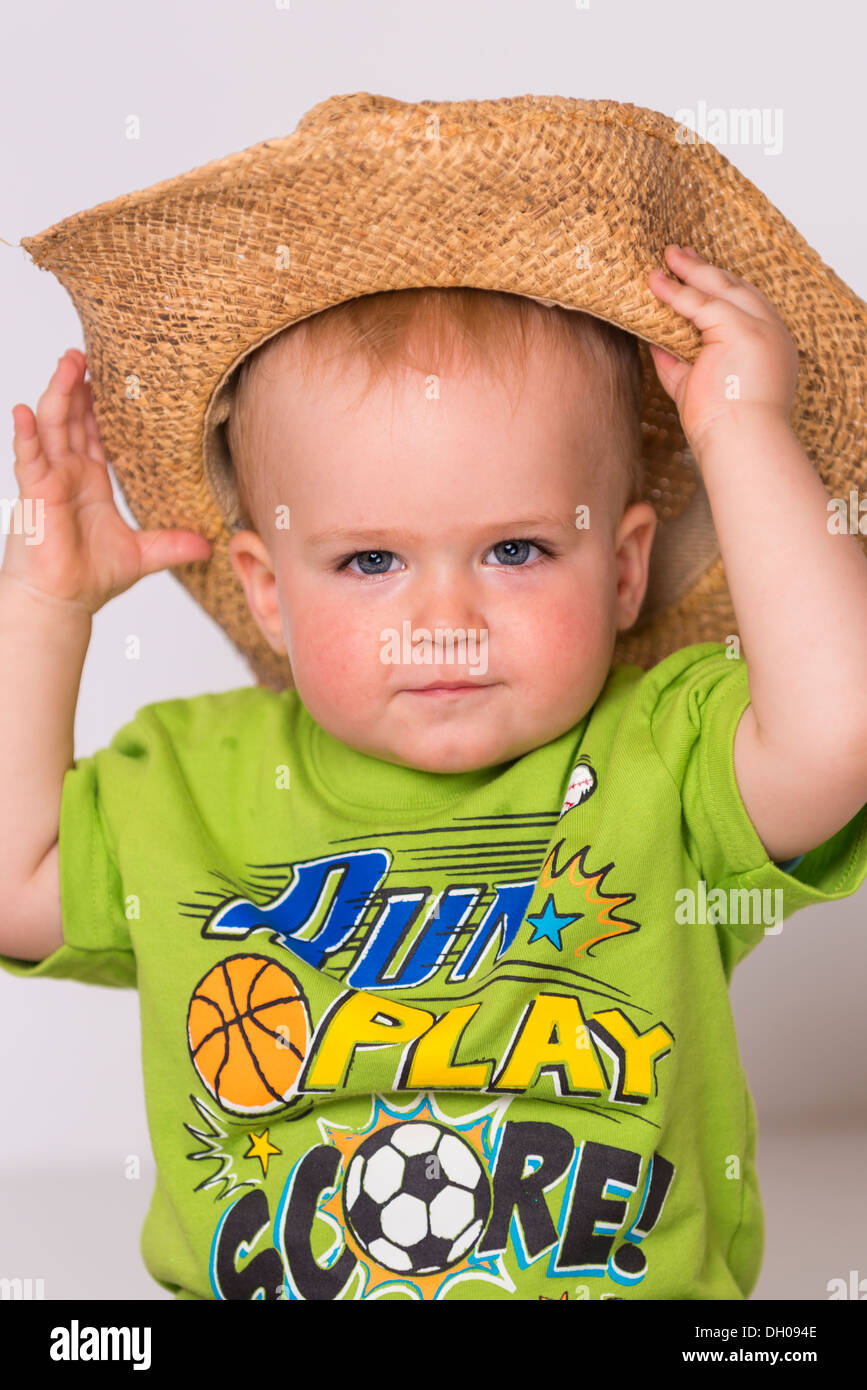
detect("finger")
[81,381,108,467]
[135,528,214,579]
[35,353,78,462]
[648,342,691,399]
[11,403,49,490]
[649,342,680,369]
[662,246,777,323]
[675,245,783,317]
[66,370,88,459]
[649,269,746,337]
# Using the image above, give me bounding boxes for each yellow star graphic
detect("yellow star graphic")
[244,1129,282,1178]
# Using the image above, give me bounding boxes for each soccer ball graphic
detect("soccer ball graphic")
[342,1121,491,1275]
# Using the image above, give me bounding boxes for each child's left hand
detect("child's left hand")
[647,245,800,457]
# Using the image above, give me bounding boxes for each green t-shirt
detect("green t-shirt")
[3,641,866,1301]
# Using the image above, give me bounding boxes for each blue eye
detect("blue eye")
[344,549,403,576]
[336,537,555,578]
[484,539,550,566]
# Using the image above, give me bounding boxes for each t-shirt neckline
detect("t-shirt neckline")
[304,703,517,813]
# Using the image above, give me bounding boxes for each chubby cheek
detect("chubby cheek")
[280,580,385,711]
[503,583,612,702]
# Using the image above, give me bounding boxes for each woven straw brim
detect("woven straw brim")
[19,92,867,688]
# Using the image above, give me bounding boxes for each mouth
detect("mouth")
[404,681,494,697]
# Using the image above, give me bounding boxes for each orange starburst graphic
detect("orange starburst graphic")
[537,841,639,959]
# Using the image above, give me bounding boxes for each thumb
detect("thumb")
[135,528,214,578]
[648,342,690,403]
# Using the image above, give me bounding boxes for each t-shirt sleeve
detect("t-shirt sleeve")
[0,715,146,987]
[647,642,867,934]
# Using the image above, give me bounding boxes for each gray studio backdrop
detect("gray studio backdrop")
[0,0,864,1300]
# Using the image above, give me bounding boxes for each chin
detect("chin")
[400,736,510,776]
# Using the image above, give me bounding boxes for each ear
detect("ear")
[227,529,288,655]
[613,502,658,632]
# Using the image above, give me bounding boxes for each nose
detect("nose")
[410,563,485,630]
[407,563,488,655]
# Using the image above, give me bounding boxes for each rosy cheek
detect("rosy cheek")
[511,588,600,651]
[287,589,369,684]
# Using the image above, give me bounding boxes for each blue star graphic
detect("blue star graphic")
[525,895,583,951]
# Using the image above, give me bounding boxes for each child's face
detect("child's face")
[228,342,657,773]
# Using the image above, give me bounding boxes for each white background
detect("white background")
[0,0,864,1300]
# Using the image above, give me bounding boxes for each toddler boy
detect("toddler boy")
[2,264,866,1301]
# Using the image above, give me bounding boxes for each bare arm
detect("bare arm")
[1,349,213,962]
[0,577,90,958]
[703,407,867,861]
[649,247,867,862]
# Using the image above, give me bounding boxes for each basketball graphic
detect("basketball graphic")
[187,954,310,1116]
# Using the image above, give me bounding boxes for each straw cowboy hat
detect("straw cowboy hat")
[15,92,867,688]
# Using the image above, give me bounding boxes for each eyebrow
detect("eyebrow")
[306,514,576,546]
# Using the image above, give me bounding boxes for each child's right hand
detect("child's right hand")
[3,348,213,614]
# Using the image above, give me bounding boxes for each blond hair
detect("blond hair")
[226,287,645,531]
